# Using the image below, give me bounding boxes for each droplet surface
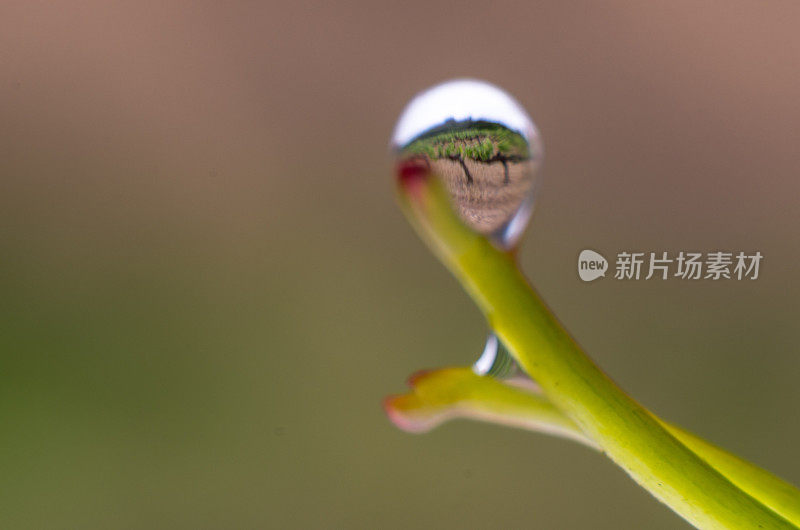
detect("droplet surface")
[392,79,543,248]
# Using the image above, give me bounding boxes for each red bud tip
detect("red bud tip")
[396,159,430,192]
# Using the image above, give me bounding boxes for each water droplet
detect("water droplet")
[472,333,521,378]
[392,79,543,249]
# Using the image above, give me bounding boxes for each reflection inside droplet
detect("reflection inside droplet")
[392,79,543,249]
[392,80,544,380]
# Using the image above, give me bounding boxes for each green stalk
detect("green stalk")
[386,367,800,526]
[394,167,797,530]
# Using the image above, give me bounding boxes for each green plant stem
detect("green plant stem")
[386,367,800,526]
[395,170,797,530]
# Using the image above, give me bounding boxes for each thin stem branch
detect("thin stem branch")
[393,165,797,530]
[386,367,800,527]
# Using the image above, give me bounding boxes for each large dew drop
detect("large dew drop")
[392,79,543,249]
[392,80,544,379]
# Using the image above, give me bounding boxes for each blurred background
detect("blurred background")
[1,1,799,528]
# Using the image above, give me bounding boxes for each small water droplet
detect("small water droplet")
[392,79,543,249]
[472,333,521,378]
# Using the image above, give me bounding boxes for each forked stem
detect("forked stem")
[386,367,800,527]
[393,163,797,530]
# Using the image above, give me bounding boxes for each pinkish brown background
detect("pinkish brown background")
[1,2,799,528]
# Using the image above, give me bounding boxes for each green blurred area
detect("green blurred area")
[1,2,799,528]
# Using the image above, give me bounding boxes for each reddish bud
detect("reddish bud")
[395,159,430,194]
